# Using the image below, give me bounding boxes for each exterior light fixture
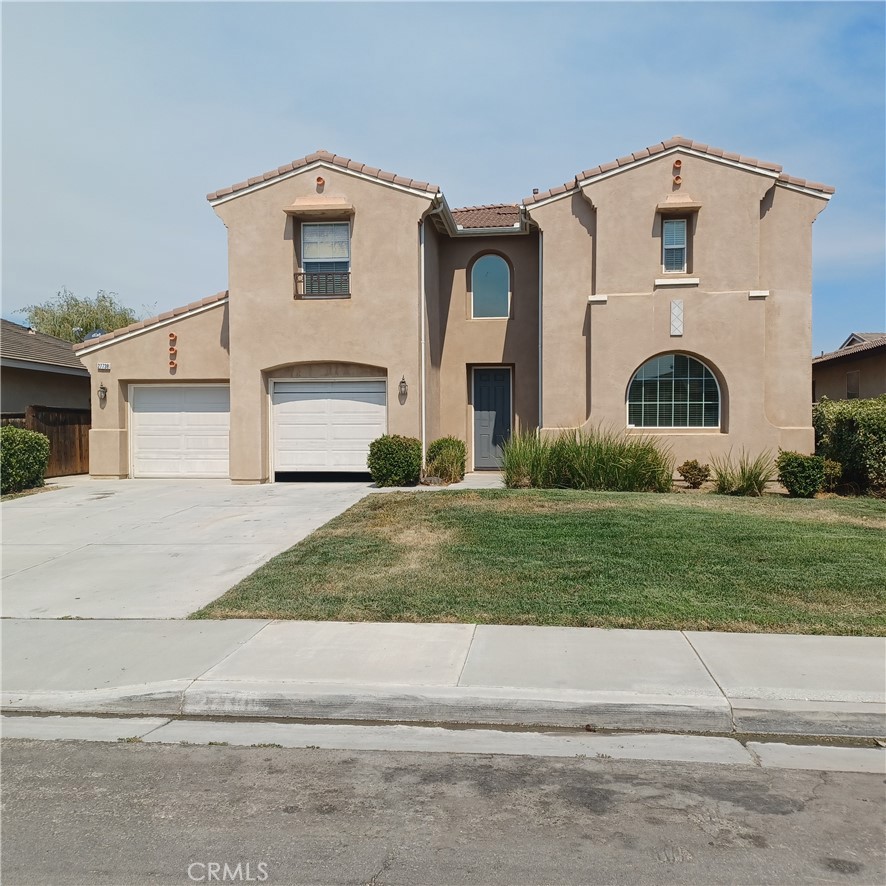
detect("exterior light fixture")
[398,376,408,397]
[97,383,107,401]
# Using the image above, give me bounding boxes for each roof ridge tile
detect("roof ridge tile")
[207,151,439,201]
[72,291,229,351]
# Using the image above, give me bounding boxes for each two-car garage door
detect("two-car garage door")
[272,379,386,472]
[130,380,386,478]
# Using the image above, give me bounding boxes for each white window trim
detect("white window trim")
[625,355,721,431]
[469,255,512,320]
[661,218,688,274]
[300,221,351,272]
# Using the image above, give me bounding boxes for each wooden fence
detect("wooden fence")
[1,406,90,477]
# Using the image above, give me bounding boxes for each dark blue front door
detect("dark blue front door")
[473,368,511,469]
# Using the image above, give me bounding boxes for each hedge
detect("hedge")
[813,395,886,492]
[1,426,51,495]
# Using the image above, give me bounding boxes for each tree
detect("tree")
[20,288,140,343]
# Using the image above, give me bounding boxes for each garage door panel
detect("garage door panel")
[272,379,386,473]
[132,386,230,478]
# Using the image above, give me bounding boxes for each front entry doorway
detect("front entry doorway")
[473,367,512,469]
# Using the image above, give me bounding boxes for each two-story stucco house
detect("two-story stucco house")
[75,136,834,481]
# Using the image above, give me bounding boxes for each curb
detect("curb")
[4,684,884,738]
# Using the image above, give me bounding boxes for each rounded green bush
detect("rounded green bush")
[1,426,51,495]
[776,450,825,498]
[367,434,422,487]
[425,436,466,484]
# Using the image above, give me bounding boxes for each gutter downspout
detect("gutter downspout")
[419,218,427,467]
[538,226,543,432]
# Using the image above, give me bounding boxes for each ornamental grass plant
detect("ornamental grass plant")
[502,428,673,492]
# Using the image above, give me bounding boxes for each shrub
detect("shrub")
[813,395,886,492]
[502,428,673,492]
[822,458,843,492]
[425,436,467,484]
[366,434,422,487]
[677,459,711,489]
[710,449,775,497]
[0,426,51,494]
[776,451,825,498]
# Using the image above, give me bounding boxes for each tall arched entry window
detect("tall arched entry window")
[627,354,720,428]
[470,255,510,319]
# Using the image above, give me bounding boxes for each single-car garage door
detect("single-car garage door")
[131,385,230,478]
[272,379,386,473]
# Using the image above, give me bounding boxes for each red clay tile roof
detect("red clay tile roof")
[73,291,229,351]
[207,151,440,202]
[450,204,521,229]
[813,336,886,365]
[1,319,88,371]
[523,136,836,205]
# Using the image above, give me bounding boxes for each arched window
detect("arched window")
[471,255,510,319]
[627,354,720,428]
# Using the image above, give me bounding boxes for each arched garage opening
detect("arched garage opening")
[266,362,387,482]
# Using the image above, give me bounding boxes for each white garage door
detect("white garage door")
[273,379,386,472]
[131,386,230,478]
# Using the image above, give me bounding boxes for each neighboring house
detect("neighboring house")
[1,319,90,413]
[75,135,833,481]
[812,333,886,402]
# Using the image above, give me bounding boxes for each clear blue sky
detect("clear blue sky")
[2,1,884,355]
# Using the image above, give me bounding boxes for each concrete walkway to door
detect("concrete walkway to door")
[1,478,371,619]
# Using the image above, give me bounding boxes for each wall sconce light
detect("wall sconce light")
[97,383,107,401]
[398,376,408,397]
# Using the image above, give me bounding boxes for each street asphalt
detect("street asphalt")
[2,738,883,885]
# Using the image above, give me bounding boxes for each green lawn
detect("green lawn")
[192,490,886,635]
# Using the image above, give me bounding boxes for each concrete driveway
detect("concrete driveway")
[1,477,371,619]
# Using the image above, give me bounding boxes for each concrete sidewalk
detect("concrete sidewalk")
[2,619,884,737]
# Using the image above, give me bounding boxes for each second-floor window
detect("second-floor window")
[300,222,350,296]
[471,254,510,318]
[662,218,688,273]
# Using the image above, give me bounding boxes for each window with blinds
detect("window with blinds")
[299,222,351,295]
[662,218,687,273]
[627,354,720,428]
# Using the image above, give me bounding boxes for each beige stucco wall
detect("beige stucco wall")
[77,304,230,477]
[1,367,90,413]
[813,351,886,401]
[432,231,540,468]
[529,150,829,462]
[214,169,432,481]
